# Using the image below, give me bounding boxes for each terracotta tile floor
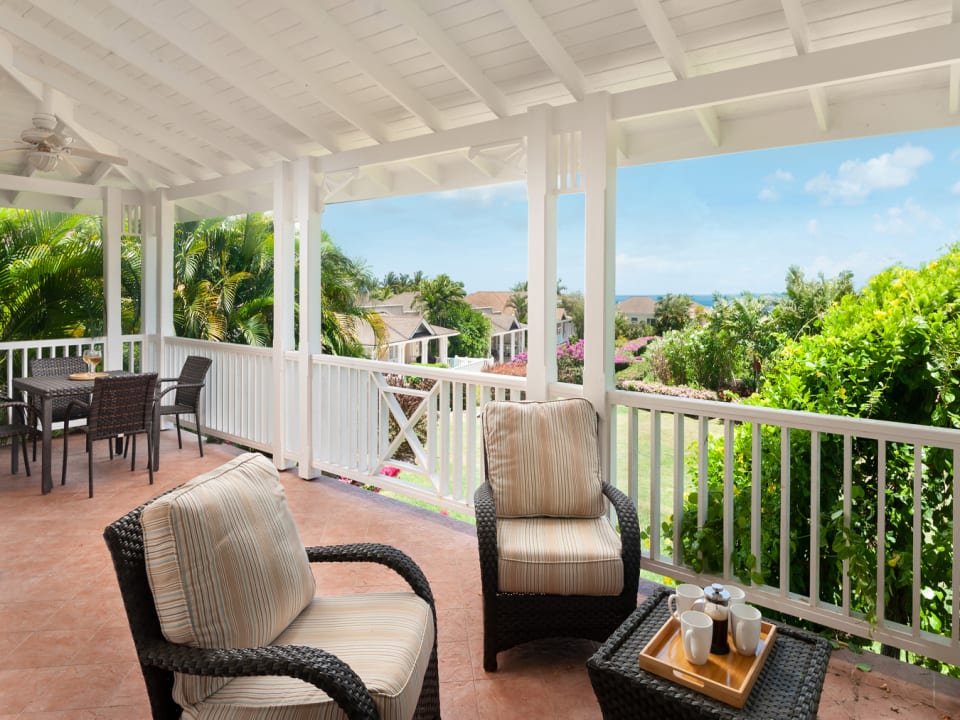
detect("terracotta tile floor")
[1,432,958,718]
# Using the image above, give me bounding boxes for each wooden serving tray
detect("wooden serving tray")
[638,616,777,708]
[69,371,109,380]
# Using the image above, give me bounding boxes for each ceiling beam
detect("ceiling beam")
[105,0,339,152]
[13,54,242,178]
[287,0,445,132]
[782,0,830,131]
[951,64,960,114]
[11,55,263,171]
[187,0,392,145]
[496,0,588,101]
[24,0,301,160]
[383,0,513,118]
[633,0,720,146]
[613,23,960,121]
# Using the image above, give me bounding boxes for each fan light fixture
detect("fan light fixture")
[27,150,60,172]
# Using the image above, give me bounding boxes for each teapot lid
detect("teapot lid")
[704,582,730,603]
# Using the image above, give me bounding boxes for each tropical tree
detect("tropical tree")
[414,274,490,357]
[320,232,385,356]
[654,293,693,334]
[413,274,466,317]
[773,265,855,340]
[507,281,528,323]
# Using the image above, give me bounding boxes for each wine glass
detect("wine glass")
[81,347,102,375]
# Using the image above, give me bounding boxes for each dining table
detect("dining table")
[12,370,127,494]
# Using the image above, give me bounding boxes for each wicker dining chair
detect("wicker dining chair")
[1,396,35,476]
[103,452,441,720]
[475,398,641,671]
[61,373,157,498]
[155,355,212,457]
[28,355,89,460]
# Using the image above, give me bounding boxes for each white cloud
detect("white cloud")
[873,198,943,235]
[804,144,933,204]
[758,188,779,202]
[770,169,794,183]
[807,219,820,236]
[951,180,960,194]
[438,181,526,207]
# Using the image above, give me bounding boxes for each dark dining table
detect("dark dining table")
[12,371,126,494]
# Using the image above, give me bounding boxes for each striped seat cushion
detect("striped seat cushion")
[483,398,605,518]
[180,592,434,720]
[141,452,316,707]
[496,516,624,595]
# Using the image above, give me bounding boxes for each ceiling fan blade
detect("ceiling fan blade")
[62,154,83,176]
[0,147,29,156]
[67,147,128,166]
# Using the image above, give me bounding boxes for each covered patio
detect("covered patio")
[0,434,958,718]
[2,0,960,714]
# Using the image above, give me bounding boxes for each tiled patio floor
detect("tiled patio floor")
[1,434,958,718]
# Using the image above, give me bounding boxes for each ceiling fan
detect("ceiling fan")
[0,112,129,173]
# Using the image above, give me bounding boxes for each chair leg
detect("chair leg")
[61,428,70,486]
[20,433,31,477]
[175,414,183,449]
[147,430,154,486]
[196,412,204,457]
[129,435,136,471]
[88,438,94,498]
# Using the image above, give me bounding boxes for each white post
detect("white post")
[272,161,295,469]
[509,332,516,360]
[526,104,558,400]
[102,186,123,368]
[140,194,158,371]
[581,92,618,480]
[440,336,449,364]
[421,339,428,363]
[296,158,323,478]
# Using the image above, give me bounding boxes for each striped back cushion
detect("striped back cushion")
[482,398,605,518]
[141,453,315,704]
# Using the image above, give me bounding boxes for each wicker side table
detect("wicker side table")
[587,588,831,720]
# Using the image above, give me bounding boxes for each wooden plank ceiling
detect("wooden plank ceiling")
[0,0,958,217]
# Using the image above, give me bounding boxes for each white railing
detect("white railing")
[160,337,274,453]
[310,355,525,514]
[608,388,960,667]
[1,335,145,392]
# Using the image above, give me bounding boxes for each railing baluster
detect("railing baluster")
[650,409,661,563]
[723,419,734,580]
[877,440,887,631]
[810,431,821,609]
[673,412,684,568]
[627,407,638,507]
[751,422,761,580]
[912,444,922,640]
[842,434,852,616]
[452,381,464,502]
[780,426,790,598]
[953,448,959,651]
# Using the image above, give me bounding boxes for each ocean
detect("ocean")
[615,294,719,308]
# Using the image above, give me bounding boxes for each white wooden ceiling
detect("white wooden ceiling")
[1,0,959,218]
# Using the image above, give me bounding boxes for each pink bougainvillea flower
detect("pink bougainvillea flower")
[381,465,400,477]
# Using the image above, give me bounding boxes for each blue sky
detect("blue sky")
[322,125,960,296]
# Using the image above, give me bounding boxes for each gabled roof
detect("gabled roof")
[354,313,457,348]
[616,296,657,315]
[2,2,957,218]
[465,291,515,316]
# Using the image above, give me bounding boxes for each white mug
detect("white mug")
[726,585,746,607]
[668,584,705,619]
[730,603,762,656]
[680,610,713,665]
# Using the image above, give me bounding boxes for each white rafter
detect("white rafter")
[13,54,242,178]
[105,0,340,152]
[782,0,829,131]
[24,0,302,160]
[496,0,588,101]
[634,0,721,146]
[268,0,447,134]
[187,0,391,144]
[383,0,513,118]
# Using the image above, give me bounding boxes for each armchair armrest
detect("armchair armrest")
[473,483,499,592]
[156,382,206,403]
[306,543,435,619]
[63,399,91,430]
[602,483,641,596]
[138,639,378,720]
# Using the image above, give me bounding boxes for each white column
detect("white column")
[420,339,428,363]
[296,157,323,478]
[440,337,449,364]
[509,332,516,360]
[581,92,618,480]
[526,104,559,400]
[498,335,504,364]
[272,161,295,469]
[156,189,176,376]
[140,194,158,371]
[102,186,123,368]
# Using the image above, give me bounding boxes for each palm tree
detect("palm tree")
[413,274,466,320]
[507,281,528,323]
[320,231,385,356]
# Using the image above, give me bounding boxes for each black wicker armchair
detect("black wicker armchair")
[62,373,157,498]
[103,453,441,720]
[27,355,89,460]
[1,396,35,476]
[475,398,641,672]
[153,355,212,467]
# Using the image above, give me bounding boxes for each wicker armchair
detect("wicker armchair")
[62,373,157,498]
[103,453,441,720]
[28,356,89,460]
[1,396,35,476]
[475,398,641,671]
[155,355,212,461]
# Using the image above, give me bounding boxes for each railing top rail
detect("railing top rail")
[609,388,960,448]
[313,353,528,389]
[164,336,273,356]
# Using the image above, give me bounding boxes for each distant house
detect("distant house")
[358,294,458,364]
[616,296,657,324]
[465,290,576,361]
